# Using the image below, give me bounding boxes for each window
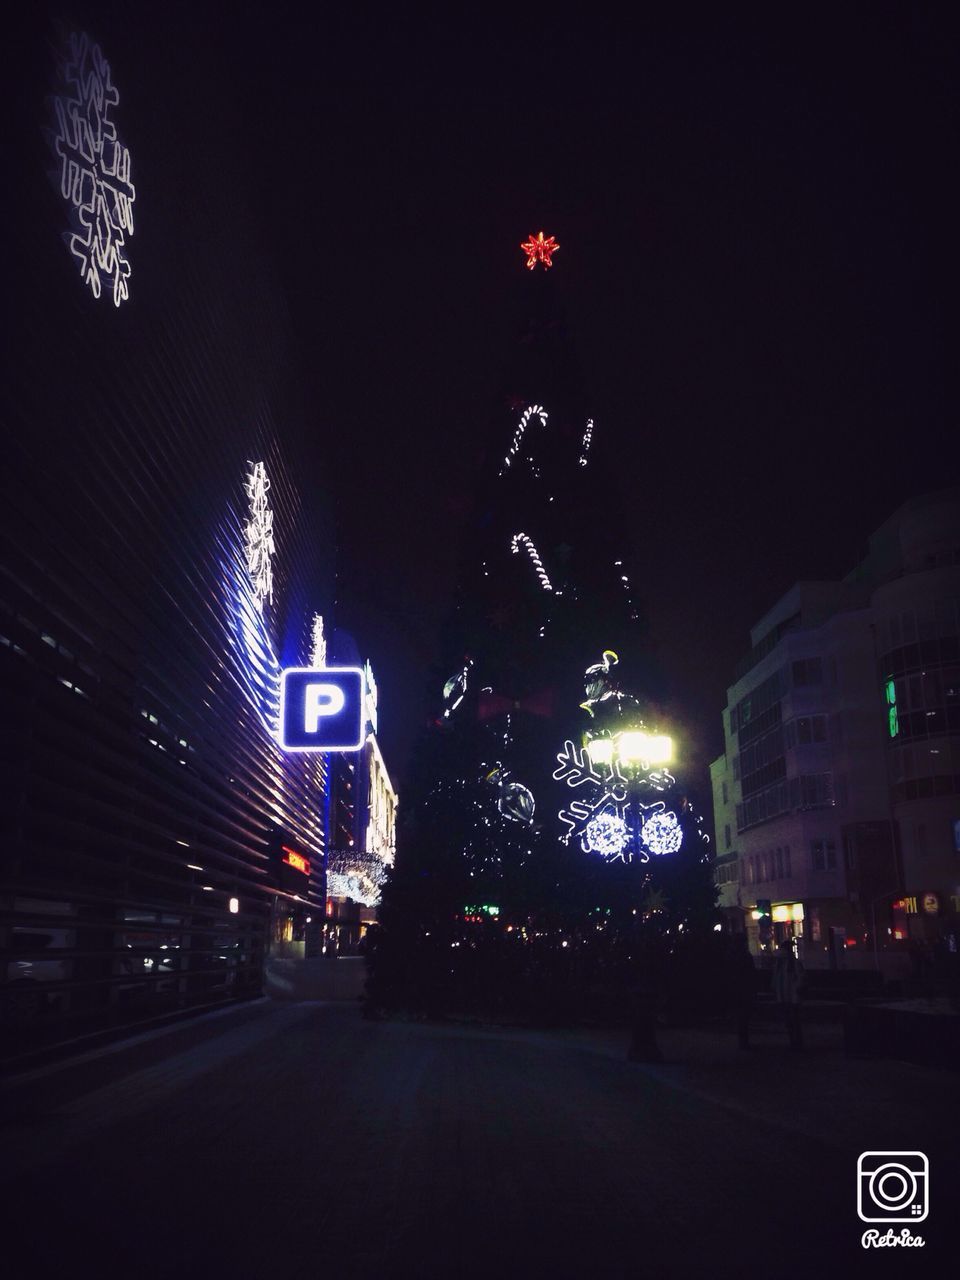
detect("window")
[785,715,828,747]
[732,667,788,736]
[736,777,793,832]
[792,658,823,686]
[722,781,728,805]
[811,838,836,871]
[724,824,731,850]
[844,835,856,871]
[775,847,783,878]
[790,773,834,811]
[784,845,791,877]
[803,717,826,743]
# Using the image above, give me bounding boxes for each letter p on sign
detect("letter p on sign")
[304,682,345,732]
[279,667,365,751]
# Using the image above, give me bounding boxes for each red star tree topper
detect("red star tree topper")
[520,230,559,270]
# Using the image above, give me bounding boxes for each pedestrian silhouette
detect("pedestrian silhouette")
[772,938,804,1050]
[728,934,756,1050]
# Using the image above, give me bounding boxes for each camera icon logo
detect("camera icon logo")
[857,1152,928,1223]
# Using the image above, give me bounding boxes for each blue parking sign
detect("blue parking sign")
[279,667,365,751]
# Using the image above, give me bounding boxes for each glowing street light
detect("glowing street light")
[616,731,674,766]
[586,737,615,765]
[645,735,674,764]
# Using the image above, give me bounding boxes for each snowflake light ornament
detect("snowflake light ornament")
[244,462,275,611]
[50,32,136,305]
[554,734,683,864]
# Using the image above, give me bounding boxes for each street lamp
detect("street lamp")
[586,737,615,765]
[588,730,674,769]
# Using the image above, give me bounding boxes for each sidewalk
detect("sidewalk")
[528,1011,956,1158]
[0,996,278,1121]
[265,954,366,1001]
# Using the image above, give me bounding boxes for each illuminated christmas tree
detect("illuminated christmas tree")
[368,238,716,1017]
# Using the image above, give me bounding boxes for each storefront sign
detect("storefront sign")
[771,902,805,923]
[279,667,365,751]
[921,892,939,916]
[282,846,310,876]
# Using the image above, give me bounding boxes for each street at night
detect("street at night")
[4,998,954,1275]
[4,3,959,1274]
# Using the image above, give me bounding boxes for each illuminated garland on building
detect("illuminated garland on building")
[511,533,554,592]
[503,404,548,470]
[50,32,136,306]
[244,462,275,610]
[327,850,387,908]
[229,545,281,734]
[364,659,379,734]
[578,419,594,467]
[310,613,327,668]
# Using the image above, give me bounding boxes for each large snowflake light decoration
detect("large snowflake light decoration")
[520,230,559,270]
[50,32,136,305]
[554,736,683,863]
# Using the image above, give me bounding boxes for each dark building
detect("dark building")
[2,14,335,1060]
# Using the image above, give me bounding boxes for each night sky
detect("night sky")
[33,5,957,796]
